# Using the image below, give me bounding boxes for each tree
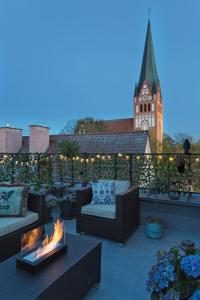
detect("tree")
[56,140,79,157]
[162,133,177,153]
[162,133,200,153]
[74,117,107,134]
[60,120,77,134]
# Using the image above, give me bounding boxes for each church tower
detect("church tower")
[133,21,163,146]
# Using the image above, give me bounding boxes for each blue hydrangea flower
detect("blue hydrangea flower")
[157,251,176,264]
[146,263,175,293]
[161,289,180,300]
[189,289,200,300]
[181,254,200,278]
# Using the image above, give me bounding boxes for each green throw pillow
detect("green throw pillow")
[0,184,28,217]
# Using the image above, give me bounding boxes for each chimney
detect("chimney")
[0,127,22,153]
[29,125,49,153]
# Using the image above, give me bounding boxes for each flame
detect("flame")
[35,219,64,260]
[22,227,43,251]
[22,219,64,263]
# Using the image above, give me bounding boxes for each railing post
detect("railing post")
[129,154,133,184]
[84,153,87,174]
[97,156,101,179]
[37,153,40,185]
[114,154,117,180]
[11,154,14,184]
[71,158,74,184]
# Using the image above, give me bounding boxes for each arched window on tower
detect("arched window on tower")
[144,104,147,112]
[148,103,151,112]
[140,104,143,112]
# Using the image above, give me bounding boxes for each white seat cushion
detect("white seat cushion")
[98,180,131,195]
[81,204,116,219]
[0,210,39,237]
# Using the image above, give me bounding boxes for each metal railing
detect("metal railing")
[0,153,199,198]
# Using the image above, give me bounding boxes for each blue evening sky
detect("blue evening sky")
[0,0,199,138]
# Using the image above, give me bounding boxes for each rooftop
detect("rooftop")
[56,216,200,300]
[49,131,149,154]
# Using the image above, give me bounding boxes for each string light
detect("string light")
[158,155,162,160]
[118,153,122,157]
[169,157,174,161]
[195,158,199,162]
[126,155,129,160]
[91,158,94,162]
[136,156,140,160]
[76,156,79,160]
[96,155,100,158]
[86,158,89,163]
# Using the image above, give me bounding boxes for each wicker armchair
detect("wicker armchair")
[0,192,45,262]
[76,184,139,244]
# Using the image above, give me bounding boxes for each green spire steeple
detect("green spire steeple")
[138,21,159,94]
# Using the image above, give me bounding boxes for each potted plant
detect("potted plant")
[146,175,164,239]
[58,192,76,220]
[146,240,200,300]
[176,155,185,174]
[79,170,89,187]
[44,193,57,222]
[56,139,80,184]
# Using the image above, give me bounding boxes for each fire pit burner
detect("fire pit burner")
[16,219,67,274]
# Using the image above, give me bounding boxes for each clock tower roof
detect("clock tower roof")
[137,21,159,95]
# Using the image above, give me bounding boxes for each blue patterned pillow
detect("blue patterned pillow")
[92,182,115,204]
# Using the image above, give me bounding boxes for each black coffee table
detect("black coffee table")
[0,233,101,300]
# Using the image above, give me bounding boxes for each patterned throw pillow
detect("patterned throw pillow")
[0,184,28,217]
[92,182,115,204]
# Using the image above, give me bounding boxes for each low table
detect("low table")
[0,233,101,300]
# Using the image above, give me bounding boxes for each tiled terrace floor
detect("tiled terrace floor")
[62,217,200,300]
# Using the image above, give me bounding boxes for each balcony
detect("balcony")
[0,152,200,299]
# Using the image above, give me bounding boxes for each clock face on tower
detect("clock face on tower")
[141,119,149,131]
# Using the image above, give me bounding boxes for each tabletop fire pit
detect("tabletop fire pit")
[16,219,67,274]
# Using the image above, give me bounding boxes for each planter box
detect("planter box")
[44,207,53,223]
[60,202,75,220]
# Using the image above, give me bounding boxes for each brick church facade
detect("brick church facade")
[104,21,163,146]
